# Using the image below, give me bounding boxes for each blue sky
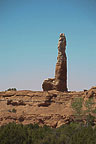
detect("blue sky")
[0,0,96,91]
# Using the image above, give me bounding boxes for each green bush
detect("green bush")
[71,97,83,119]
[86,114,95,126]
[12,108,17,113]
[0,122,96,144]
[71,96,96,125]
[6,88,17,91]
[85,97,94,113]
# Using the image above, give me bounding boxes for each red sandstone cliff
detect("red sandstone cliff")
[0,87,96,128]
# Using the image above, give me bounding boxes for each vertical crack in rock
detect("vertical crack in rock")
[42,33,67,92]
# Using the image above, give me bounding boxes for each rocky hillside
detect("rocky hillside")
[0,87,96,128]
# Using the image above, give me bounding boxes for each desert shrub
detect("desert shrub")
[12,108,17,113]
[71,96,96,125]
[71,97,84,121]
[0,122,96,144]
[7,88,17,91]
[92,108,96,114]
[85,97,94,113]
[86,114,95,126]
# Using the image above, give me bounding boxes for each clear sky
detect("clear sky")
[0,0,96,91]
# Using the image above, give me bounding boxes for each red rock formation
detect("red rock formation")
[55,33,67,91]
[0,89,83,127]
[42,33,67,91]
[0,87,96,127]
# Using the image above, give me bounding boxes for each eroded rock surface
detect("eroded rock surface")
[42,33,67,92]
[0,89,83,128]
[0,87,96,127]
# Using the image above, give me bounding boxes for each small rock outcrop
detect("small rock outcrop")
[42,33,67,92]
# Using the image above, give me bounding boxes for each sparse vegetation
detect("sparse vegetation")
[86,114,95,126]
[6,88,17,91]
[12,108,17,113]
[92,108,96,114]
[71,97,83,119]
[8,109,17,113]
[71,96,96,126]
[85,97,95,113]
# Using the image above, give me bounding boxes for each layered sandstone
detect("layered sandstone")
[0,90,79,127]
[42,33,67,92]
[0,87,96,128]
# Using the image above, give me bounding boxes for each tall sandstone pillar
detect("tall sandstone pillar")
[42,33,67,92]
[55,33,67,91]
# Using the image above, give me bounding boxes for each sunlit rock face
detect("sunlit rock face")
[55,33,67,91]
[42,33,67,92]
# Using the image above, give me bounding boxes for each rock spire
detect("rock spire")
[42,33,67,92]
